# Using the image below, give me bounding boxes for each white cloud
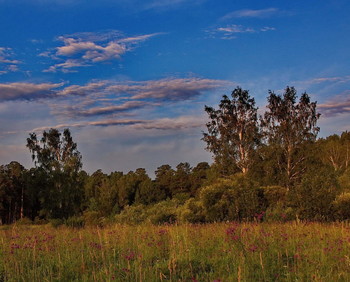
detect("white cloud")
[217,25,255,34]
[43,31,162,72]
[260,27,276,32]
[221,8,279,20]
[208,24,275,40]
[44,59,90,73]
[0,47,21,74]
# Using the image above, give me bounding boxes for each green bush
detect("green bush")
[34,217,48,225]
[288,166,338,220]
[15,217,33,225]
[178,198,206,223]
[114,204,150,224]
[83,210,104,226]
[264,204,296,222]
[199,174,260,222]
[65,216,85,228]
[262,186,287,207]
[332,193,350,220]
[50,218,64,228]
[147,200,179,224]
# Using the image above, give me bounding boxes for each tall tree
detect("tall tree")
[155,164,175,197]
[0,162,26,224]
[262,86,320,187]
[26,128,83,219]
[202,87,260,175]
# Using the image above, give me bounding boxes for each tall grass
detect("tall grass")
[0,222,349,281]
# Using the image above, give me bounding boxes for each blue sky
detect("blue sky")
[0,0,349,176]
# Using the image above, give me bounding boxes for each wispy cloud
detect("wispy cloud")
[31,115,203,132]
[0,82,63,101]
[43,31,162,72]
[43,59,90,73]
[0,47,21,74]
[221,8,279,20]
[318,91,350,117]
[208,24,275,40]
[50,77,228,119]
[58,81,108,96]
[107,78,228,101]
[296,75,350,87]
[61,101,152,118]
[143,0,204,10]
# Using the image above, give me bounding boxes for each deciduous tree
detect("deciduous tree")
[203,87,260,175]
[26,128,83,219]
[262,87,320,187]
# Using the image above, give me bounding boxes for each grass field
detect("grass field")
[0,222,350,281]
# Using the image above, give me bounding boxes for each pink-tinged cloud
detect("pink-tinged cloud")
[318,91,350,117]
[221,8,279,20]
[31,116,203,132]
[0,47,21,65]
[58,81,107,96]
[72,101,150,117]
[107,78,229,101]
[0,47,21,74]
[48,77,228,119]
[44,31,162,72]
[303,76,350,85]
[44,59,90,73]
[0,82,63,101]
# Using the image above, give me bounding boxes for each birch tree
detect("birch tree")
[202,87,260,175]
[262,86,320,187]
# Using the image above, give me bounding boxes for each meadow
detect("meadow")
[0,222,350,281]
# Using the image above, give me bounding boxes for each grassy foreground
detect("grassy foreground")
[0,222,350,281]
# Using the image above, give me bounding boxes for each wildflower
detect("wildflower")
[248,245,258,252]
[158,229,167,235]
[124,250,136,261]
[89,242,102,249]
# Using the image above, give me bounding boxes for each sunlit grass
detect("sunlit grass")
[1,222,350,281]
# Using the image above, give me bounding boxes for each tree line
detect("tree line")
[1,86,350,226]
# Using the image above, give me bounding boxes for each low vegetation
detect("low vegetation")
[1,222,350,281]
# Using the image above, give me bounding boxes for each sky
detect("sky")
[0,0,349,176]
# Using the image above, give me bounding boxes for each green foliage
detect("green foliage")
[147,200,179,224]
[65,216,85,228]
[332,193,350,220]
[318,132,350,173]
[135,178,166,205]
[262,186,288,207]
[199,174,260,222]
[178,198,206,223]
[15,217,33,225]
[26,128,83,219]
[288,166,339,220]
[203,87,260,175]
[114,204,150,225]
[82,210,104,226]
[50,218,64,228]
[262,87,320,187]
[338,168,350,192]
[114,200,181,225]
